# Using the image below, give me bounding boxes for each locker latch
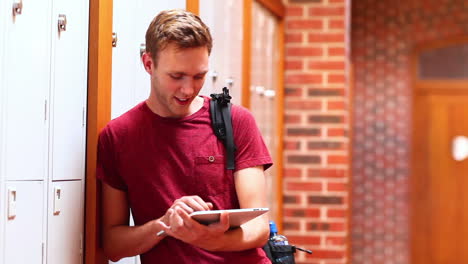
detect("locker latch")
[8,188,17,220]
[112,32,118,47]
[12,0,23,16]
[58,14,67,33]
[54,187,62,215]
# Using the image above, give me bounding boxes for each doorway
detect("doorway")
[411,40,468,264]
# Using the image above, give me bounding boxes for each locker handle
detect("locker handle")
[8,188,17,220]
[54,187,62,215]
[12,0,23,16]
[453,136,468,161]
[140,43,146,57]
[58,14,67,32]
[112,32,118,47]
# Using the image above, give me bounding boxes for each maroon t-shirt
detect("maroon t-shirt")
[97,96,272,264]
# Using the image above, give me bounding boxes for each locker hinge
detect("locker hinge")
[41,242,45,264]
[82,107,85,127]
[44,100,48,121]
[80,233,83,256]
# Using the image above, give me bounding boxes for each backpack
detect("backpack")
[209,87,236,170]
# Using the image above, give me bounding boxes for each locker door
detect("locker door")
[133,0,186,102]
[3,0,51,181]
[47,180,83,264]
[4,181,45,264]
[111,0,185,119]
[199,0,243,105]
[50,0,89,181]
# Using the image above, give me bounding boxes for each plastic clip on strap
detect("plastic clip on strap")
[210,87,236,170]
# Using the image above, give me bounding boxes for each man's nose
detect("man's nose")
[180,78,195,96]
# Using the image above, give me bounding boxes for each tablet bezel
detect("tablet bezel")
[190,208,269,227]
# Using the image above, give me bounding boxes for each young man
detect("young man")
[97,9,273,264]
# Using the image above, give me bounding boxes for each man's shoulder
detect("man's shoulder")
[102,101,148,134]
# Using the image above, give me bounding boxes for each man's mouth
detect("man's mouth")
[175,97,190,105]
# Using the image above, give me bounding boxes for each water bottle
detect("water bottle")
[269,221,294,264]
[269,221,289,245]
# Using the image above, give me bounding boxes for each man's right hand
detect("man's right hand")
[160,195,213,226]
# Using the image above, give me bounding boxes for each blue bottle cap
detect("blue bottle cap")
[269,220,278,233]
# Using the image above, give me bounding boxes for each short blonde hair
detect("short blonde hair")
[145,9,213,64]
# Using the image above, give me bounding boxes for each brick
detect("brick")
[285,100,322,110]
[283,168,302,178]
[309,6,345,16]
[308,115,344,124]
[308,88,345,96]
[327,182,347,192]
[329,0,344,3]
[328,155,348,165]
[283,221,301,231]
[285,33,303,44]
[327,209,346,218]
[287,19,323,30]
[325,236,346,246]
[287,155,321,164]
[286,181,322,191]
[329,19,345,30]
[284,140,301,150]
[285,87,303,97]
[328,47,345,56]
[285,235,321,245]
[305,249,345,259]
[286,47,323,57]
[286,6,304,17]
[308,61,345,71]
[287,128,321,136]
[285,60,303,70]
[327,128,347,137]
[328,74,346,83]
[283,194,301,204]
[284,208,321,217]
[327,100,346,110]
[307,222,345,231]
[284,114,301,124]
[307,168,346,178]
[309,33,345,43]
[286,74,323,85]
[308,195,343,204]
[307,141,343,150]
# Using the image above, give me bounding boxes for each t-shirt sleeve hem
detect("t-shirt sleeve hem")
[235,157,273,172]
[96,167,128,191]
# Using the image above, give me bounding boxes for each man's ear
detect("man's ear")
[142,53,155,74]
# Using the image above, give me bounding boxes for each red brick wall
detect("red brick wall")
[283,0,350,263]
[351,0,468,263]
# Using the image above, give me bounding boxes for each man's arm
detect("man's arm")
[161,165,270,251]
[101,183,166,262]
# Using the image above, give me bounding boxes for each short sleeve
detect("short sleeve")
[96,126,127,190]
[231,105,273,171]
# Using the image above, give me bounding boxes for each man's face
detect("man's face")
[145,43,209,118]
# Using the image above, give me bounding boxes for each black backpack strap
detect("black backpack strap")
[210,87,237,170]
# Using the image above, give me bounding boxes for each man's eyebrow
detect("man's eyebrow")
[169,71,208,76]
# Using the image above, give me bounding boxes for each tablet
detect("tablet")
[190,208,269,227]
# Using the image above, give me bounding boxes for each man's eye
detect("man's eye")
[170,74,183,80]
[194,75,205,80]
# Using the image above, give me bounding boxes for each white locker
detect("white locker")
[50,0,89,181]
[111,0,185,119]
[199,0,244,105]
[0,0,7,260]
[47,180,83,264]
[3,0,51,181]
[4,181,45,264]
[1,0,89,263]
